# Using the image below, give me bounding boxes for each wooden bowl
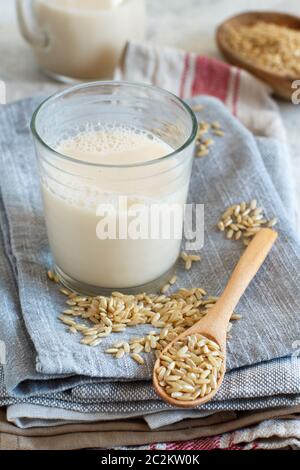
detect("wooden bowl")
[216,11,300,100]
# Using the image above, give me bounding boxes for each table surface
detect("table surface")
[0,0,299,219]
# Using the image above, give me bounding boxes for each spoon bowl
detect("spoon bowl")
[216,11,300,99]
[153,228,278,408]
[153,329,226,408]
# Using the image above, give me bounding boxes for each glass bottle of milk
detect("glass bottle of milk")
[17,0,146,82]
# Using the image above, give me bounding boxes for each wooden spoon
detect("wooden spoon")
[216,11,300,99]
[153,228,277,408]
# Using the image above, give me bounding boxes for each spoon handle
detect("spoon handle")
[200,228,277,342]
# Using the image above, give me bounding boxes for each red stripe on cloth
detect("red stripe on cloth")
[179,53,190,98]
[232,68,241,116]
[191,56,231,102]
[251,441,260,450]
[148,443,157,450]
[163,434,253,451]
[166,436,222,451]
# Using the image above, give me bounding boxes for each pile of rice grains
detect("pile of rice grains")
[224,20,300,76]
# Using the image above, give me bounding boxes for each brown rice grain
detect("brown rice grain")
[131,353,145,365]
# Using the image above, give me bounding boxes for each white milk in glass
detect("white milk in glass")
[42,126,188,289]
[32,0,146,80]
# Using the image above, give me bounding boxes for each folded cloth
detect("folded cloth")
[70,356,300,404]
[5,406,214,430]
[0,407,299,450]
[0,95,300,390]
[1,40,300,447]
[2,355,300,415]
[144,410,235,431]
[117,41,285,141]
[0,102,298,438]
[0,91,300,431]
[2,367,300,421]
[129,416,300,450]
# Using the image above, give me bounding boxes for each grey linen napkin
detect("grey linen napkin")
[1,206,298,421]
[1,358,300,417]
[0,95,299,418]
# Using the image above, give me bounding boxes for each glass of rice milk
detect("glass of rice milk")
[31,82,197,294]
[17,0,146,81]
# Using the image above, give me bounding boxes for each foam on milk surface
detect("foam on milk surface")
[50,125,174,210]
[57,124,171,165]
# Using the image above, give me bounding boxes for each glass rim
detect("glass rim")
[30,80,198,169]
